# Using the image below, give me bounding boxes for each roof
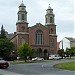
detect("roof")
[29,23,47,30]
[20,3,25,6]
[0,31,14,39]
[48,4,52,9]
[65,37,75,42]
[7,34,14,39]
[19,1,25,7]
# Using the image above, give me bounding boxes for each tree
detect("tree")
[65,47,75,58]
[0,25,6,39]
[0,38,14,59]
[70,46,75,56]
[17,42,32,62]
[65,48,70,57]
[58,49,64,59]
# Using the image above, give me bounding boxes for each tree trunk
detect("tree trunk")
[24,57,27,62]
[25,59,26,62]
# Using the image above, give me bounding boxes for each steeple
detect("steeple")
[16,1,28,32]
[16,1,28,24]
[22,0,23,2]
[20,0,25,7]
[45,4,55,25]
[48,4,51,9]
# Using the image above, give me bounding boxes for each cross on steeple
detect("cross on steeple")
[22,0,23,3]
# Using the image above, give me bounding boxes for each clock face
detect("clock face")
[22,26,25,30]
[51,28,53,32]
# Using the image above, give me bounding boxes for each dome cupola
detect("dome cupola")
[16,1,28,24]
[45,4,55,25]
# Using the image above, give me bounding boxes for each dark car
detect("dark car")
[0,60,9,69]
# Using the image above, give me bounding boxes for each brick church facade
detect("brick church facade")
[11,2,57,57]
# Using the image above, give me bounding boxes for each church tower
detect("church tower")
[45,4,55,25]
[45,4,57,54]
[16,1,28,32]
[16,1,29,48]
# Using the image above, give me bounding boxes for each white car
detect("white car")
[54,55,61,60]
[36,57,44,60]
[32,57,37,61]
[49,55,61,60]
[49,55,55,60]
[32,57,44,61]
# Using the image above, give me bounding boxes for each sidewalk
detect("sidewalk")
[0,69,24,75]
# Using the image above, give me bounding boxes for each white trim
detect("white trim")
[45,23,55,25]
[49,34,57,36]
[16,32,29,35]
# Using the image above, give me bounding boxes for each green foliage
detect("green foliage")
[0,25,6,39]
[58,47,75,58]
[17,42,32,62]
[0,38,14,58]
[65,48,70,56]
[65,47,75,57]
[71,46,75,54]
[58,49,64,56]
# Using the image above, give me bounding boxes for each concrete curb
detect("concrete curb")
[0,69,23,75]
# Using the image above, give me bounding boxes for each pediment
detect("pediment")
[29,23,47,30]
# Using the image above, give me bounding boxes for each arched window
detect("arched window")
[50,17,54,23]
[22,38,25,44]
[36,30,43,45]
[22,14,24,20]
[50,38,54,48]
[18,15,19,20]
[50,17,52,23]
[46,18,47,23]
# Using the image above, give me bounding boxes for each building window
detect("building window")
[22,26,25,31]
[18,15,19,20]
[36,30,43,45]
[46,18,47,23]
[50,38,54,48]
[22,38,25,44]
[50,17,53,23]
[22,14,24,20]
[51,28,53,32]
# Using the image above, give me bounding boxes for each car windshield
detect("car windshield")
[49,55,55,57]
[0,60,6,63]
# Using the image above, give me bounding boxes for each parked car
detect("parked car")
[49,55,55,60]
[32,57,44,61]
[0,60,9,69]
[49,55,61,60]
[36,57,44,60]
[0,58,3,60]
[32,57,37,61]
[54,55,61,60]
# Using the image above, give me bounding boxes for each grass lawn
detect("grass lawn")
[54,62,75,71]
[10,60,51,64]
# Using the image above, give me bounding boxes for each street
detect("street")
[1,59,75,75]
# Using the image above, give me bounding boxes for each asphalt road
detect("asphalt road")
[3,59,75,75]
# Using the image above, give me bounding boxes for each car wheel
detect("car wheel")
[5,67,8,69]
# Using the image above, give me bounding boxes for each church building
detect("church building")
[11,2,57,58]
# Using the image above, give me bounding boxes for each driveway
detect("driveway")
[1,59,75,75]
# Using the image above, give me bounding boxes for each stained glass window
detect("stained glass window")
[36,30,43,45]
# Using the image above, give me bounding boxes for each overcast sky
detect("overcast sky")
[0,0,74,42]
